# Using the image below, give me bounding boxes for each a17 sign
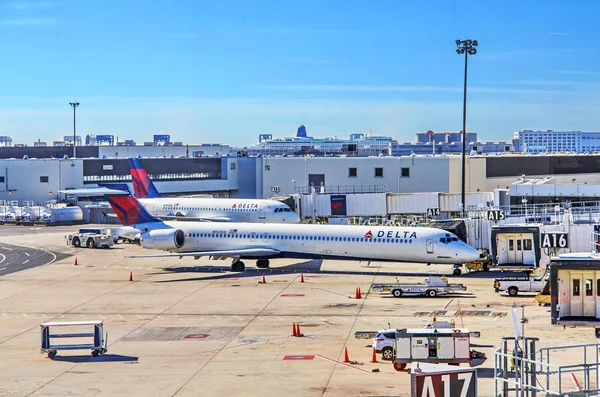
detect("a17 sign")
[413,370,476,397]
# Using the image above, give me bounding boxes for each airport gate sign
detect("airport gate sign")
[541,232,569,249]
[427,208,440,217]
[486,210,506,221]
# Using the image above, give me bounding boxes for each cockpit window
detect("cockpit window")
[440,236,460,244]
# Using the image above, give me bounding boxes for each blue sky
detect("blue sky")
[1,0,599,146]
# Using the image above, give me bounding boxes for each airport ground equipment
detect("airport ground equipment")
[41,320,107,358]
[534,279,550,306]
[359,320,458,361]
[494,275,548,297]
[371,276,467,298]
[391,328,486,371]
[66,228,114,248]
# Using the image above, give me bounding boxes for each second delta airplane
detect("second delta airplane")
[108,196,480,272]
[128,158,299,224]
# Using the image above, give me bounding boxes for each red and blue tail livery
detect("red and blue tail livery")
[128,158,163,199]
[107,196,161,226]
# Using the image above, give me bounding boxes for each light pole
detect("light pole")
[456,39,478,217]
[69,102,80,158]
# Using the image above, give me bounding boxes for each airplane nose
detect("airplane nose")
[464,246,480,263]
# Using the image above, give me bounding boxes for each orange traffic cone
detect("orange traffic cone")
[343,347,350,362]
[371,348,378,363]
[355,288,362,299]
[300,273,305,283]
[358,287,362,299]
[296,323,302,337]
[74,257,78,266]
[129,272,133,281]
[261,274,266,284]
[292,323,297,337]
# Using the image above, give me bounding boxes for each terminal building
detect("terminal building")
[514,129,600,154]
[5,146,600,206]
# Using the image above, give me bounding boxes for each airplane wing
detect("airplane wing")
[59,187,130,196]
[126,247,280,259]
[158,215,233,222]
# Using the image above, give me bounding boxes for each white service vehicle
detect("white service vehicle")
[66,228,114,249]
[391,328,486,371]
[371,276,467,298]
[370,320,457,361]
[494,275,548,296]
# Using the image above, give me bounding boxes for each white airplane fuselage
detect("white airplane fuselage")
[138,221,480,265]
[138,197,300,224]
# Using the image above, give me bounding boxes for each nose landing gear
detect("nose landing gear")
[452,264,462,276]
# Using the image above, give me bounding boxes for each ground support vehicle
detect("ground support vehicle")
[359,320,458,361]
[493,275,547,296]
[66,230,114,248]
[371,276,466,298]
[391,328,486,371]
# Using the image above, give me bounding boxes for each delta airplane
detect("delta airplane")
[129,158,299,224]
[108,196,480,272]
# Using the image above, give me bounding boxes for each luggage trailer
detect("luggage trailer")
[41,320,107,358]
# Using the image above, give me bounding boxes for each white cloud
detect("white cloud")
[548,32,569,36]
[253,84,598,96]
[253,28,380,36]
[0,18,59,26]
[547,69,600,76]
[13,1,64,10]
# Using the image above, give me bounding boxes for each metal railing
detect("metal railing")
[495,342,600,396]
[294,184,387,195]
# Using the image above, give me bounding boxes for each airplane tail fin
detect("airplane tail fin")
[107,195,162,226]
[128,158,163,199]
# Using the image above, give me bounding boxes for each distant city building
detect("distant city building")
[416,130,477,144]
[514,129,600,154]
[388,141,512,156]
[243,126,393,156]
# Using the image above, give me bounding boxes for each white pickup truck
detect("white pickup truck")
[494,276,547,296]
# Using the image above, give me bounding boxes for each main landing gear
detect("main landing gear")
[256,259,270,269]
[230,259,270,272]
[231,259,246,272]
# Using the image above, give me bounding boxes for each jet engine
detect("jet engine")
[140,229,185,251]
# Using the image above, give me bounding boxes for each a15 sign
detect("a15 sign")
[486,210,506,221]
